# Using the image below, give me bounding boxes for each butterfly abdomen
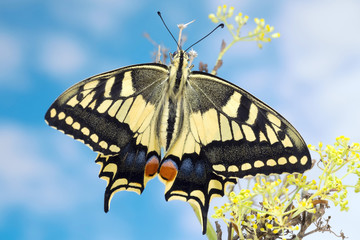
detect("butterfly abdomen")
[158,95,186,152]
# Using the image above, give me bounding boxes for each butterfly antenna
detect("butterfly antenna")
[185,23,224,52]
[157,11,180,50]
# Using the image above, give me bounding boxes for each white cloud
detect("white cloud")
[0,123,91,217]
[279,0,360,83]
[0,32,22,74]
[273,2,360,238]
[0,31,28,90]
[51,0,141,35]
[276,0,360,143]
[39,35,87,78]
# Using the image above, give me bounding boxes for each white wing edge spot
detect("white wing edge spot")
[90,133,99,143]
[58,112,66,120]
[213,164,226,172]
[109,145,121,153]
[241,163,252,171]
[99,141,108,149]
[266,159,277,167]
[289,155,298,164]
[81,127,90,136]
[228,165,239,172]
[300,156,308,165]
[72,122,81,130]
[278,157,287,165]
[254,160,264,168]
[50,108,56,118]
[65,116,73,125]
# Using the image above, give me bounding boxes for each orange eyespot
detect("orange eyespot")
[159,159,178,181]
[145,155,160,177]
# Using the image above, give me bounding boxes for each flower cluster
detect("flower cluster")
[308,136,360,212]
[208,5,280,49]
[212,136,360,240]
[207,5,280,75]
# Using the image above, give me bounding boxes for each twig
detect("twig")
[215,221,222,240]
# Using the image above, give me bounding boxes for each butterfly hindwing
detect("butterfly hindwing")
[162,152,236,234]
[96,141,161,212]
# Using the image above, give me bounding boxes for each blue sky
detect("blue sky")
[1,0,360,239]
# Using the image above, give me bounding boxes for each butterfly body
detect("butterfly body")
[45,49,311,234]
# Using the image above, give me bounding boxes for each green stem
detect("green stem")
[282,187,301,211]
[333,162,348,173]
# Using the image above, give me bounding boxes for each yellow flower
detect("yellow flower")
[266,223,273,229]
[208,13,219,23]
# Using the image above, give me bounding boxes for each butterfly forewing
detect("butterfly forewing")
[45,63,168,154]
[186,71,311,176]
[45,63,169,201]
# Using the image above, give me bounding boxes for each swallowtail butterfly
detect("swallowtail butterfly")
[45,19,311,234]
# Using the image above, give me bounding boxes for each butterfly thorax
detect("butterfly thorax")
[167,50,189,101]
[157,51,190,151]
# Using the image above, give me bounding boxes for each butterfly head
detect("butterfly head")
[170,49,197,71]
[170,50,188,65]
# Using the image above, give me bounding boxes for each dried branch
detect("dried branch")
[199,62,209,73]
[215,221,222,240]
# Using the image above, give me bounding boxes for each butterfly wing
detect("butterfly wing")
[160,71,311,234]
[45,63,169,209]
[186,71,311,176]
